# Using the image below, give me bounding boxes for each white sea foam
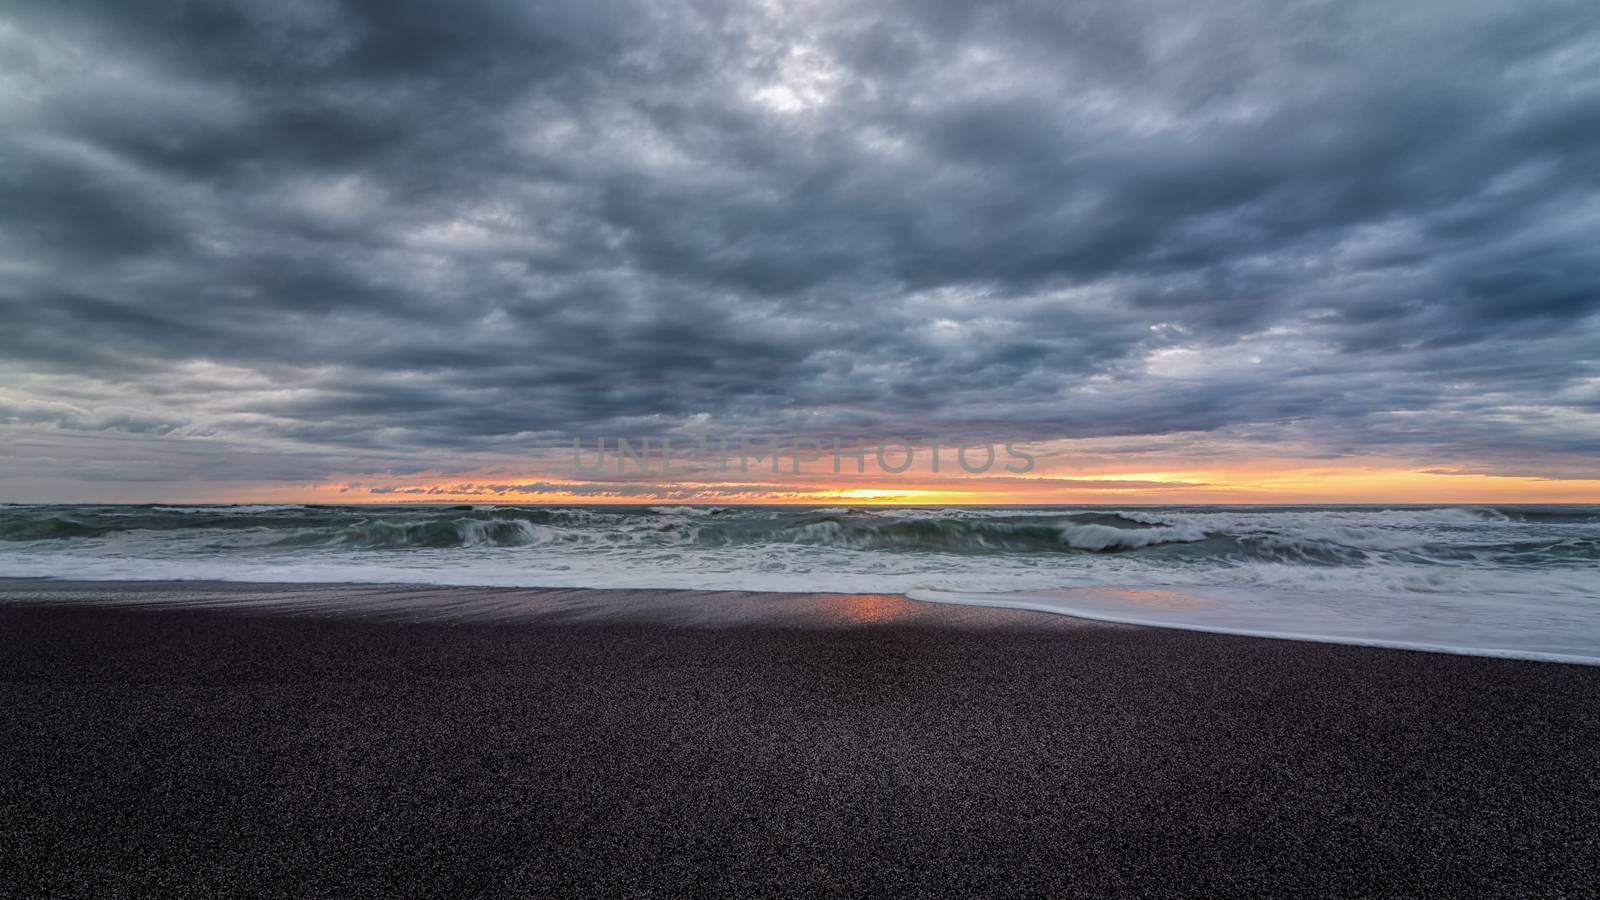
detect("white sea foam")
[906,586,1600,666]
[1056,522,1208,551]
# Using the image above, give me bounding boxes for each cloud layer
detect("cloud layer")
[2,0,1598,495]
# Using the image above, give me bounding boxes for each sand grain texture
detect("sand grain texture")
[2,588,1597,897]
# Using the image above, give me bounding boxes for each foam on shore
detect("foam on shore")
[908,586,1600,665]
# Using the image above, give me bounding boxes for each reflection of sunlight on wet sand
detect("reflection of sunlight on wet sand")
[830,593,913,623]
[816,592,1096,629]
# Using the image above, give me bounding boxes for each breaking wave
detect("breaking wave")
[3,504,1598,564]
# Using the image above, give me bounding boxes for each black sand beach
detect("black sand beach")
[3,582,1598,897]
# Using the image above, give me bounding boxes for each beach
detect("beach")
[10,0,1600,893]
[3,581,1598,896]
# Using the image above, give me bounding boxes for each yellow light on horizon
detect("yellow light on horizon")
[821,488,984,503]
[276,461,1600,507]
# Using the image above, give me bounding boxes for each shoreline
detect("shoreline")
[4,583,1600,894]
[0,578,1104,631]
[6,577,1598,667]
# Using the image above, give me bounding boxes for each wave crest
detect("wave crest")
[1057,523,1209,551]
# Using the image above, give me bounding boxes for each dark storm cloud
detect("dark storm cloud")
[1,0,1598,485]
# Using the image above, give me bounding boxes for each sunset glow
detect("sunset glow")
[246,463,1600,507]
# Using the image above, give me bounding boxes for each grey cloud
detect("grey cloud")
[0,0,1597,490]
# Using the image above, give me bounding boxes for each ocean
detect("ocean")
[3,503,1598,662]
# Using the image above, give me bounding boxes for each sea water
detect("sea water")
[2,503,1597,662]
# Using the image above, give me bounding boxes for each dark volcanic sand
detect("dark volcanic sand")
[2,587,1598,897]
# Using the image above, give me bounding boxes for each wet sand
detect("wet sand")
[2,582,1598,896]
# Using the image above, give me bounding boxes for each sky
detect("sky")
[2,0,1598,504]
